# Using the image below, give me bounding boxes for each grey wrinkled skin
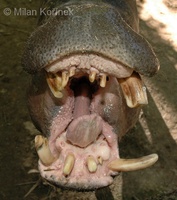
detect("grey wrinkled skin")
[22,0,159,76]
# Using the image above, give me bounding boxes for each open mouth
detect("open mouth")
[34,54,158,189]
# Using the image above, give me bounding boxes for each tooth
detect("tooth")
[100,74,107,88]
[89,71,96,83]
[108,153,158,172]
[87,156,97,173]
[46,72,63,98]
[62,71,69,88]
[35,135,56,166]
[118,72,148,108]
[69,67,76,77]
[63,153,75,176]
[98,156,103,165]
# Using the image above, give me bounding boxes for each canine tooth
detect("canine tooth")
[63,153,75,176]
[87,156,97,173]
[35,135,56,166]
[62,71,69,88]
[69,68,76,77]
[46,72,63,98]
[89,71,96,83]
[118,72,148,108]
[100,74,107,88]
[108,153,158,172]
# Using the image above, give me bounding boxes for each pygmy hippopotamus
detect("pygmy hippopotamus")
[22,0,159,189]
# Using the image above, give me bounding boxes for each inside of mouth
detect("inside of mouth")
[41,54,138,186]
[37,69,120,189]
[67,76,101,148]
[70,76,97,119]
[34,53,158,189]
[52,72,118,150]
[60,73,118,153]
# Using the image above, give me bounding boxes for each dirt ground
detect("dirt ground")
[0,0,177,199]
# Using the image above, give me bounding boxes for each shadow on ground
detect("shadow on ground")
[121,15,177,199]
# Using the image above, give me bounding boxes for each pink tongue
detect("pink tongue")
[66,114,102,147]
[66,80,102,147]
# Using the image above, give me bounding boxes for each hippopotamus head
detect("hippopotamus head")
[22,0,159,189]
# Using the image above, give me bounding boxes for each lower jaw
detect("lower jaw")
[35,127,158,190]
[38,163,117,190]
[37,129,119,190]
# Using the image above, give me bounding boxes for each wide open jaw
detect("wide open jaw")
[34,54,158,189]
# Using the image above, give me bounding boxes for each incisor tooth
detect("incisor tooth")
[108,153,158,172]
[89,71,96,83]
[118,72,148,108]
[100,74,107,88]
[63,153,75,176]
[87,156,97,173]
[98,156,103,165]
[46,72,63,98]
[69,68,76,77]
[35,135,56,166]
[62,71,69,88]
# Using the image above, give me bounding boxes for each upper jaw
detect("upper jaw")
[45,53,134,79]
[45,54,149,108]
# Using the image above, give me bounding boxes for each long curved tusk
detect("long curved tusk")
[108,153,158,172]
